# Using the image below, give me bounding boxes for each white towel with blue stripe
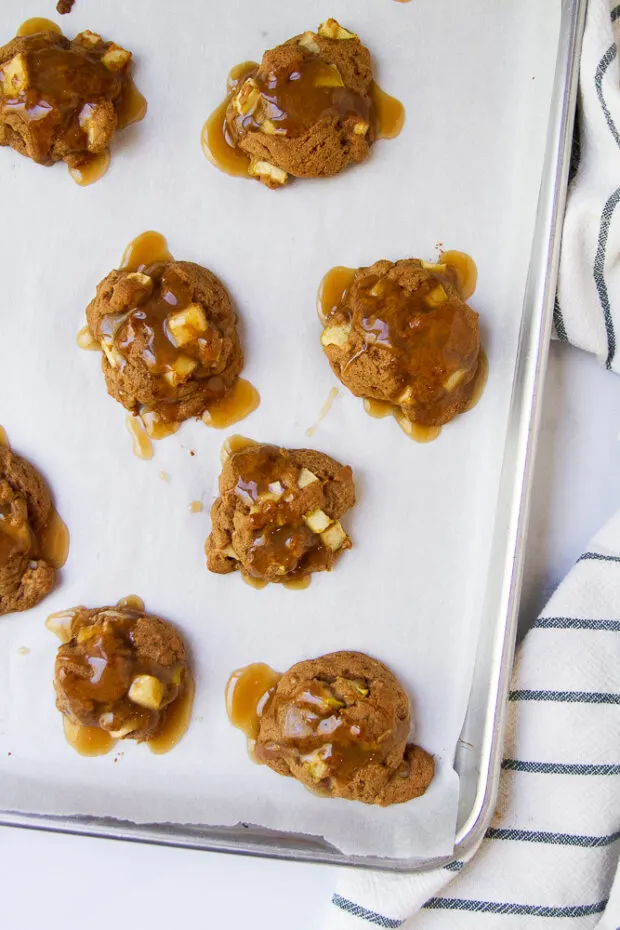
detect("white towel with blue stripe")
[326,519,620,928]
[325,1,620,926]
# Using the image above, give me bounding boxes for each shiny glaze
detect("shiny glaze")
[305,387,339,438]
[126,415,153,460]
[202,379,260,429]
[226,662,282,741]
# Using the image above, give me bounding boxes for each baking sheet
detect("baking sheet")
[0,0,560,859]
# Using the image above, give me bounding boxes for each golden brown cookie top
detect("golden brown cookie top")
[224,19,376,187]
[54,605,189,742]
[0,29,133,168]
[206,441,355,586]
[86,260,243,424]
[255,651,434,805]
[0,445,58,616]
[321,259,481,428]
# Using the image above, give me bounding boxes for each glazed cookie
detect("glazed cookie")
[86,260,243,426]
[321,259,482,428]
[225,19,376,188]
[53,604,191,743]
[0,28,140,173]
[0,446,60,615]
[254,651,434,805]
[206,440,355,586]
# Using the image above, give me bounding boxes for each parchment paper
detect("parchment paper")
[0,0,560,859]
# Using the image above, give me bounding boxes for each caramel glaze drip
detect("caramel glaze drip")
[221,434,259,463]
[202,57,404,180]
[17,19,62,37]
[10,21,146,185]
[202,379,260,429]
[55,605,193,756]
[232,444,335,585]
[318,251,486,443]
[202,62,258,178]
[116,594,145,611]
[226,662,282,754]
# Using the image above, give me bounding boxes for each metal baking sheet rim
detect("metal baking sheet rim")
[0,0,586,873]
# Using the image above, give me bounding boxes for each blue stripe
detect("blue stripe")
[553,295,568,341]
[424,897,608,917]
[595,45,620,147]
[509,690,620,704]
[612,5,620,23]
[534,616,620,631]
[593,188,620,369]
[444,860,464,872]
[502,760,620,775]
[486,827,620,847]
[579,551,620,564]
[332,895,402,928]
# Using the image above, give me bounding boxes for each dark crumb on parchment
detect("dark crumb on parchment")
[56,0,75,13]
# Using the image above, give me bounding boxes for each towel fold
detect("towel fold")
[325,1,620,926]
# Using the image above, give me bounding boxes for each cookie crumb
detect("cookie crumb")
[56,0,75,12]
[17,646,30,655]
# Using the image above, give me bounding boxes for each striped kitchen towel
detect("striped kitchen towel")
[326,1,620,926]
[325,512,620,928]
[554,0,620,366]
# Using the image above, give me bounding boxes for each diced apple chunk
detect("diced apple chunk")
[424,284,448,307]
[76,30,102,48]
[303,508,332,533]
[128,674,164,710]
[321,323,351,348]
[444,369,467,392]
[108,721,140,738]
[298,468,319,489]
[233,78,261,117]
[301,746,331,780]
[248,160,288,187]
[318,19,357,40]
[101,44,132,71]
[163,355,197,386]
[298,32,320,54]
[101,340,124,369]
[167,304,208,347]
[1,54,29,96]
[320,521,347,551]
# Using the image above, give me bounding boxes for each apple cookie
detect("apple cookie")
[228,651,434,806]
[52,603,192,748]
[320,258,483,432]
[86,258,244,430]
[0,444,66,616]
[205,19,403,189]
[206,440,355,587]
[0,25,144,182]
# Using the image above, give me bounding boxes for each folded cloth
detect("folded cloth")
[554,1,620,368]
[326,513,620,928]
[325,1,620,925]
